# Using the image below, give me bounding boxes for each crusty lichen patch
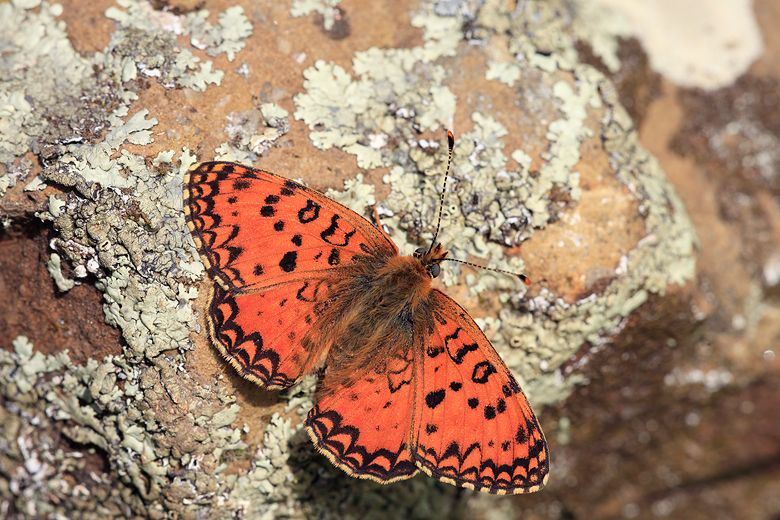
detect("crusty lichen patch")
[292,2,459,169]
[450,0,698,412]
[2,1,253,518]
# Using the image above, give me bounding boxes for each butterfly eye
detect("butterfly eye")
[414,247,426,258]
[429,263,441,278]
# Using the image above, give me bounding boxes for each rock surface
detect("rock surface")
[0,0,777,519]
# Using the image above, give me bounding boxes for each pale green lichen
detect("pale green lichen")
[485,60,522,87]
[184,5,253,62]
[1,1,254,517]
[380,112,531,291]
[47,252,76,292]
[0,1,89,166]
[291,0,342,31]
[223,102,291,158]
[482,64,697,408]
[569,0,632,73]
[23,175,47,191]
[214,142,256,163]
[104,0,253,92]
[293,1,459,168]
[47,193,65,217]
[0,174,11,196]
[324,173,376,213]
[152,149,175,165]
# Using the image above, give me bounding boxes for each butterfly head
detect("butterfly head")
[413,243,449,279]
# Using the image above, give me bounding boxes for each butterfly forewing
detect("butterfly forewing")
[185,162,396,293]
[411,290,549,494]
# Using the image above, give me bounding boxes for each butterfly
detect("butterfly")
[183,132,549,494]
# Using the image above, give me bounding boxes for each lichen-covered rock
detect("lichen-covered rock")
[0,0,709,519]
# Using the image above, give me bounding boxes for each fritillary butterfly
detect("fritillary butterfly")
[184,132,549,494]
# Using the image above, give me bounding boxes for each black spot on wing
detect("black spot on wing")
[279,251,297,272]
[253,264,263,276]
[320,214,356,246]
[427,346,444,358]
[232,178,250,190]
[295,282,311,301]
[467,397,479,409]
[274,220,285,231]
[265,194,280,204]
[328,248,340,266]
[449,382,462,392]
[292,235,302,246]
[425,389,446,409]
[453,342,478,364]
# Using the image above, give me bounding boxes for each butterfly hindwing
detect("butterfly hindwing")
[411,290,549,494]
[206,278,335,389]
[305,348,419,483]
[184,161,396,293]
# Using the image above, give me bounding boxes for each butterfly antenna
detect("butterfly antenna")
[444,257,531,285]
[431,132,531,285]
[429,131,455,254]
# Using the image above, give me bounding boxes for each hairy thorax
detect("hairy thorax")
[311,252,438,393]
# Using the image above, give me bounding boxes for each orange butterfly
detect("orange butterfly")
[184,132,549,494]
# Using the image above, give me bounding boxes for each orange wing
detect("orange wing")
[305,347,419,483]
[184,161,397,388]
[410,290,549,494]
[185,162,396,292]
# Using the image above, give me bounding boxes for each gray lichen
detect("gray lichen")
[2,1,253,518]
[293,3,459,169]
[222,103,291,161]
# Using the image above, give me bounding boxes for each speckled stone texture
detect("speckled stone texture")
[0,0,778,519]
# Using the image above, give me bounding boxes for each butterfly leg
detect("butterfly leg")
[371,205,393,241]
